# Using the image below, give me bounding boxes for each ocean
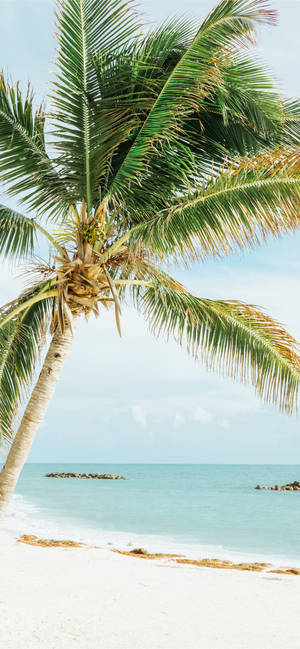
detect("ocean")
[2,464,300,565]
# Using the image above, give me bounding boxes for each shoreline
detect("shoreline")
[5,465,300,573]
[5,498,300,570]
[16,532,300,576]
[1,529,300,649]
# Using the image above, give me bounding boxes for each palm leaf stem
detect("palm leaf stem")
[79,0,92,214]
[171,177,300,212]
[34,222,65,255]
[114,279,153,287]
[103,266,122,336]
[0,290,58,329]
[70,204,81,227]
[98,229,134,263]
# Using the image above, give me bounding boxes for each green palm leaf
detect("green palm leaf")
[193,52,285,157]
[131,147,300,261]
[91,19,197,194]
[0,204,65,260]
[108,0,276,200]
[0,75,70,217]
[0,282,54,444]
[102,33,298,213]
[209,54,281,124]
[52,0,140,212]
[139,284,300,414]
[281,99,300,146]
[0,205,37,259]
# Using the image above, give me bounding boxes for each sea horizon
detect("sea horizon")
[19,462,300,465]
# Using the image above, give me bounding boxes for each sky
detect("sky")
[0,0,300,463]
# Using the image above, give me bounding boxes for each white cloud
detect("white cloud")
[217,417,231,430]
[131,405,147,429]
[174,412,185,427]
[192,406,212,424]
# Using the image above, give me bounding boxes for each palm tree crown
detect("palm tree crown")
[1,0,300,448]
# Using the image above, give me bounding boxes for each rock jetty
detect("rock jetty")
[45,472,126,480]
[255,481,300,492]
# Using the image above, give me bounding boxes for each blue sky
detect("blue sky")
[0,0,300,463]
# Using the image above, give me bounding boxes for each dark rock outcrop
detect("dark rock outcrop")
[45,472,126,480]
[255,481,300,491]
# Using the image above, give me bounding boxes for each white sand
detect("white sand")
[1,531,299,649]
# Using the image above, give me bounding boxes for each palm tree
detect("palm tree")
[0,0,300,516]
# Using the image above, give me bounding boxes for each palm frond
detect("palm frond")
[281,99,300,146]
[108,0,276,200]
[112,251,185,301]
[193,52,284,157]
[0,205,37,259]
[212,54,281,122]
[138,284,300,414]
[0,282,54,444]
[91,19,197,195]
[0,204,64,260]
[52,0,141,212]
[131,147,300,262]
[0,75,71,217]
[0,281,57,330]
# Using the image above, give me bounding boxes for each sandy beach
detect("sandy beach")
[1,531,300,649]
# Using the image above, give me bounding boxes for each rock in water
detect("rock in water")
[255,480,300,491]
[45,472,126,480]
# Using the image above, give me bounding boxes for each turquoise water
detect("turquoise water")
[3,464,300,564]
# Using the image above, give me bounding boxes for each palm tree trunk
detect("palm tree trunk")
[0,320,78,518]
